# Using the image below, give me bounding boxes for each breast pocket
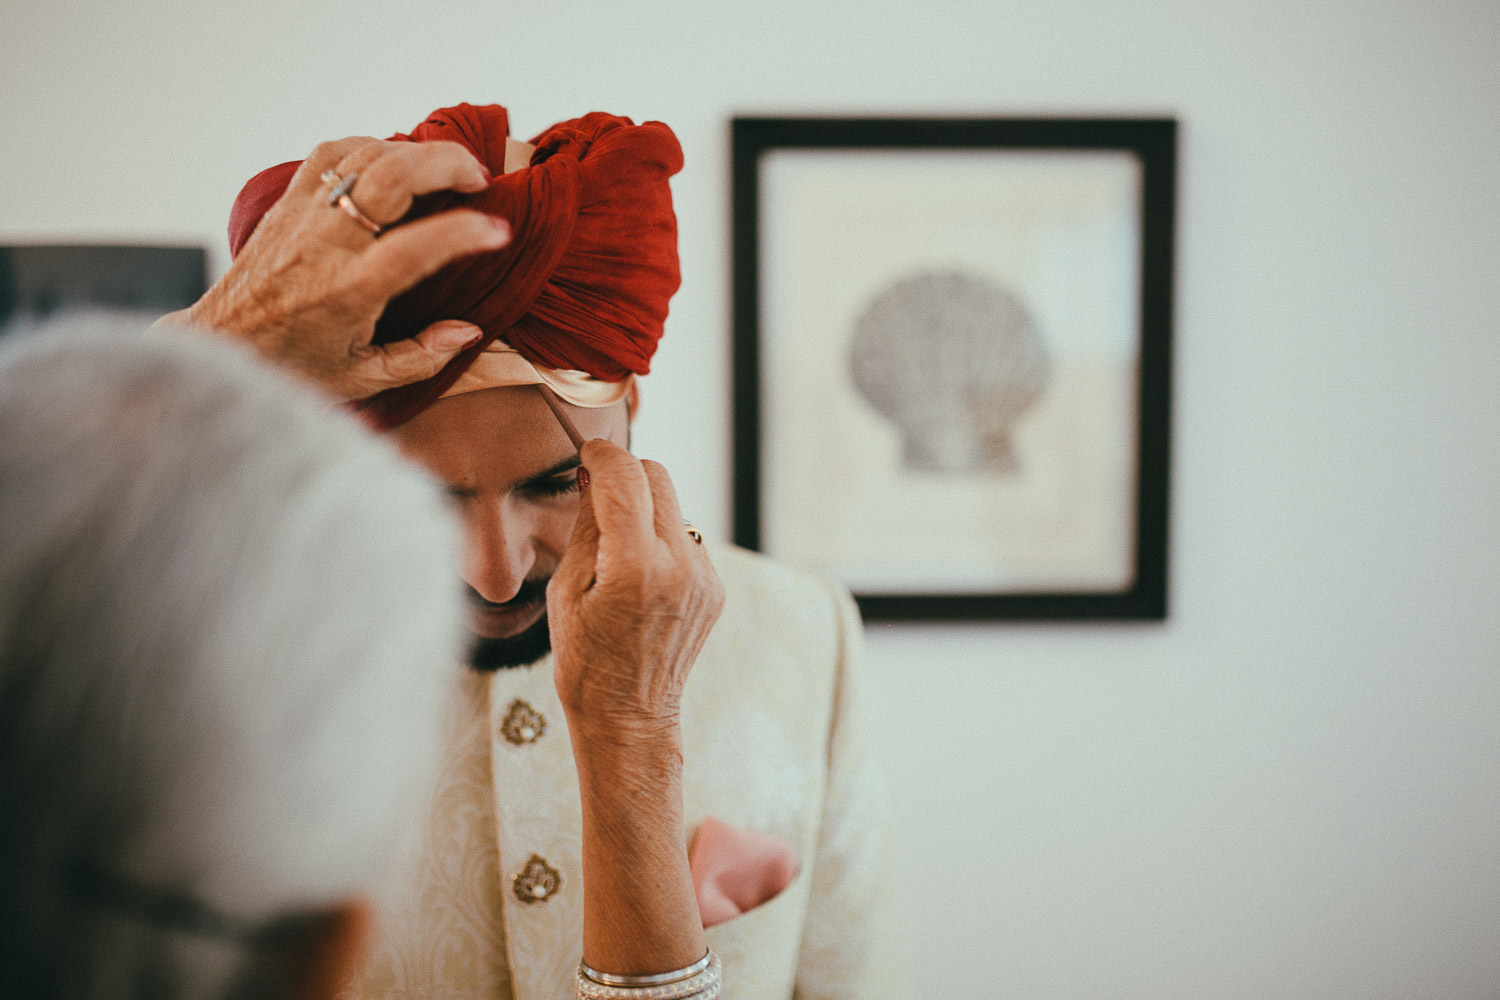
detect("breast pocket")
[705,867,811,1000]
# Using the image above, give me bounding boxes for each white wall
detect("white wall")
[4,1,1498,996]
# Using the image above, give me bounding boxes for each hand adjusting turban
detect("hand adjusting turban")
[226,102,683,429]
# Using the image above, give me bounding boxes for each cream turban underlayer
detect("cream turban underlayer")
[440,339,632,408]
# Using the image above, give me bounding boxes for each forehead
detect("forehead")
[388,385,622,487]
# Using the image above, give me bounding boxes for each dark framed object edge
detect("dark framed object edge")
[730,116,1175,621]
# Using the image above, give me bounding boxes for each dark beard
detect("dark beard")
[466,576,554,671]
[469,613,553,671]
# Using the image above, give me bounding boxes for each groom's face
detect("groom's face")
[389,384,630,667]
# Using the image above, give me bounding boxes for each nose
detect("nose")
[462,497,537,604]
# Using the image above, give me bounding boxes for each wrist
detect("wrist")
[186,287,232,337]
[187,278,278,348]
[570,710,684,758]
[566,704,681,752]
[570,718,683,781]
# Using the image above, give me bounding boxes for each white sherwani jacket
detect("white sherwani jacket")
[348,543,902,1000]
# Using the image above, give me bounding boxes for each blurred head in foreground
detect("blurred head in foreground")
[0,315,465,999]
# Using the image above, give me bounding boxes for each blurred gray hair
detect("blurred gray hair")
[0,314,466,998]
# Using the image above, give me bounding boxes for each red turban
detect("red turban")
[226,103,683,429]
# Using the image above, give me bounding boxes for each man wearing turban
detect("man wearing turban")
[179,102,901,999]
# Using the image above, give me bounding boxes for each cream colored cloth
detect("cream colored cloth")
[441,339,631,409]
[355,667,513,995]
[347,543,904,999]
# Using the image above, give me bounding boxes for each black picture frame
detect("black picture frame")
[732,117,1175,620]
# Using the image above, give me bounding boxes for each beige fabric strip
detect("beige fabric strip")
[440,339,632,409]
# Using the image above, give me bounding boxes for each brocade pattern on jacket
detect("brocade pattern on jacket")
[346,543,903,999]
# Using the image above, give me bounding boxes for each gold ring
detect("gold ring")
[320,169,382,235]
[684,524,703,545]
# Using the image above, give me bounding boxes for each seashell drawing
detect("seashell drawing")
[849,270,1051,474]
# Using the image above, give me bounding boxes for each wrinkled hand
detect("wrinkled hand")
[180,137,511,400]
[548,440,726,745]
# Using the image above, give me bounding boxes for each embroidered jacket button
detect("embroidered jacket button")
[512,854,562,903]
[500,698,546,745]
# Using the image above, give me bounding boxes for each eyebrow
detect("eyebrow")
[515,454,582,489]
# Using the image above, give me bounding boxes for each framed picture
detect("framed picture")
[732,117,1175,620]
[0,244,207,330]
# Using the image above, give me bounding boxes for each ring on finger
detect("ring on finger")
[320,169,383,235]
[683,523,704,545]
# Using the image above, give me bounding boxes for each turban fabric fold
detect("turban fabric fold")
[226,103,683,429]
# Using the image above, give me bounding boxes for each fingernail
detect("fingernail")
[577,467,590,490]
[485,215,511,244]
[431,322,480,350]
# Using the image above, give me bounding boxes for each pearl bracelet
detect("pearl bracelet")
[576,950,721,1000]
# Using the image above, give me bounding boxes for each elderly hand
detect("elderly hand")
[547,439,725,745]
[172,137,511,400]
[546,438,718,975]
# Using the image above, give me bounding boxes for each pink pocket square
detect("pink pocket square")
[689,816,799,928]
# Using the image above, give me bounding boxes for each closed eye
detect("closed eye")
[521,472,581,498]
